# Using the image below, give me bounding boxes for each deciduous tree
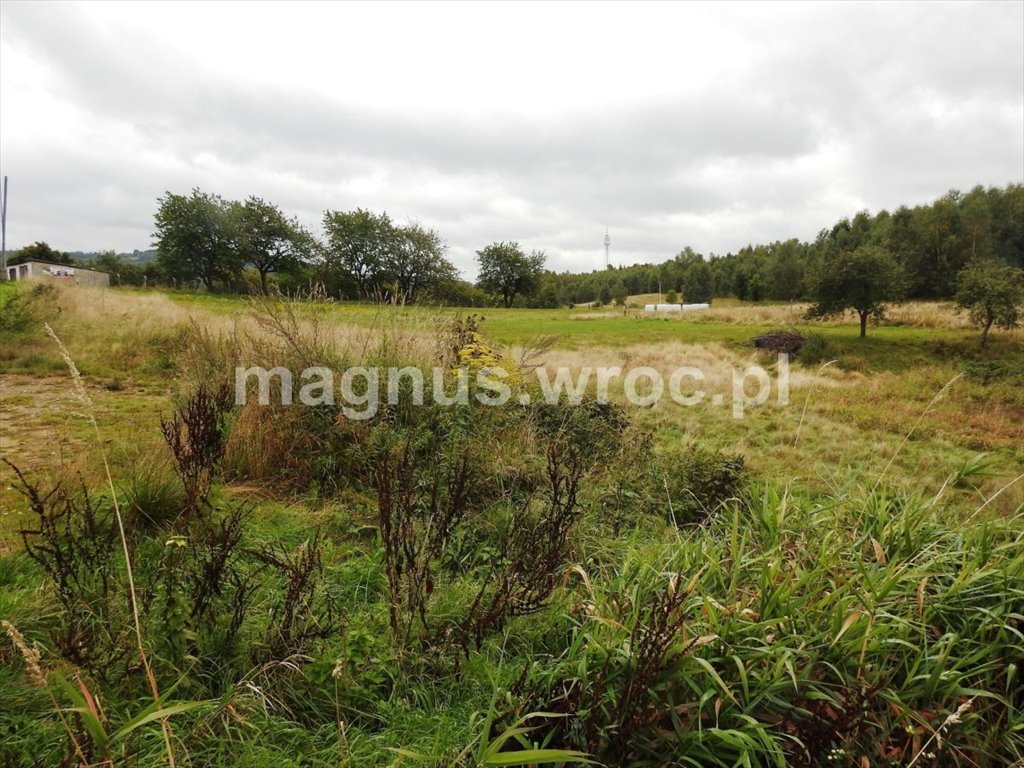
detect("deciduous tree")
[321,209,395,298]
[475,241,545,308]
[383,223,459,303]
[234,197,312,294]
[154,190,241,291]
[955,258,1024,346]
[91,251,145,286]
[807,244,904,337]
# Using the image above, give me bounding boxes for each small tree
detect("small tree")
[806,245,904,337]
[664,288,679,304]
[612,279,628,306]
[91,250,145,287]
[475,241,546,308]
[955,258,1024,346]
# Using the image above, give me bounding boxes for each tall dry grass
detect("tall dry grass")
[696,301,982,328]
[617,297,1015,332]
[526,340,848,394]
[42,285,440,382]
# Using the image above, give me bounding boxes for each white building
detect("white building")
[4,260,110,287]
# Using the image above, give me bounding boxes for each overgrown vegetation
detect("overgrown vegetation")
[1,284,1021,767]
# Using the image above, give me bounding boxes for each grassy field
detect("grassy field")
[1,283,1022,767]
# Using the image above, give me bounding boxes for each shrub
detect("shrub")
[161,383,235,522]
[964,359,1024,386]
[665,445,745,523]
[372,418,477,649]
[528,399,628,465]
[0,284,56,336]
[599,442,745,528]
[799,332,833,366]
[455,442,585,655]
[368,401,593,661]
[7,460,129,676]
[437,313,486,368]
[254,531,342,660]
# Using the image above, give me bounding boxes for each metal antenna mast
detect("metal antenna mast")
[604,227,610,269]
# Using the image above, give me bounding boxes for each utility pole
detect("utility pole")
[1,176,8,280]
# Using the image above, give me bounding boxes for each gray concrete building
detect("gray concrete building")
[4,260,110,287]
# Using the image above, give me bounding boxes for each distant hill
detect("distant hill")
[71,249,158,265]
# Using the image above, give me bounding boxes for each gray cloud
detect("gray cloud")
[1,1,1021,277]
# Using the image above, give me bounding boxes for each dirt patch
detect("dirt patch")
[0,375,88,472]
[0,374,168,474]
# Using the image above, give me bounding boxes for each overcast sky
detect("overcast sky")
[1,1,1022,277]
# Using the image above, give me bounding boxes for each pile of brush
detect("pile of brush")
[752,330,806,355]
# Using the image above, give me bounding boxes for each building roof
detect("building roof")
[9,259,110,275]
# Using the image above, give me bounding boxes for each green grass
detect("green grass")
[1,285,1021,767]
[0,280,25,306]
[165,291,1023,372]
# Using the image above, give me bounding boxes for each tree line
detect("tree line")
[151,191,461,300]
[544,184,1023,307]
[7,184,1022,332]
[141,190,554,306]
[143,190,559,307]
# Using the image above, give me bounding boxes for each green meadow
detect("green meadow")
[1,283,1022,767]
